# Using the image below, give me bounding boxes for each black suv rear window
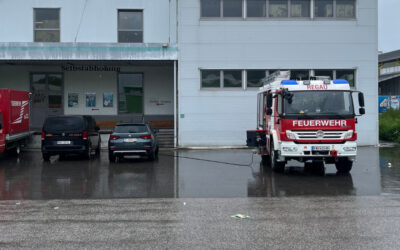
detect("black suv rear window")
[114,125,148,133]
[43,117,84,132]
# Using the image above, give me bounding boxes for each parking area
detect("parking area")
[0,146,398,200]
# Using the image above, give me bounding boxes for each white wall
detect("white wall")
[178,0,378,146]
[64,71,117,115]
[0,0,177,44]
[0,65,60,90]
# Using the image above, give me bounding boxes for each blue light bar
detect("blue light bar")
[333,79,349,84]
[281,80,298,85]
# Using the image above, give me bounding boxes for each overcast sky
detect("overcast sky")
[379,0,400,53]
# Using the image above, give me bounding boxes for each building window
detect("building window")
[336,0,355,18]
[314,70,334,80]
[336,70,355,87]
[200,0,243,18]
[118,73,144,113]
[223,0,243,17]
[291,0,311,17]
[247,0,266,17]
[201,0,221,17]
[201,70,221,88]
[269,0,288,18]
[291,70,309,80]
[223,70,242,87]
[314,0,334,17]
[247,70,266,87]
[315,0,355,18]
[118,10,143,43]
[200,0,355,20]
[201,69,355,89]
[34,9,60,42]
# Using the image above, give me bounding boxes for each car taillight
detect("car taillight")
[83,131,88,140]
[140,135,152,139]
[109,135,120,140]
[41,131,45,141]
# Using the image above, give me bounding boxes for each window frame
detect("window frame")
[200,69,244,89]
[246,0,268,18]
[200,69,357,90]
[223,69,243,88]
[335,0,356,19]
[335,69,356,88]
[289,0,312,18]
[200,0,245,19]
[117,72,145,114]
[247,70,267,88]
[314,0,356,20]
[33,8,61,42]
[199,0,356,20]
[117,9,144,43]
[200,69,222,88]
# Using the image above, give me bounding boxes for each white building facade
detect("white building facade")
[178,0,378,147]
[0,0,378,147]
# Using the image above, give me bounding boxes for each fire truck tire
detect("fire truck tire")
[270,143,285,173]
[7,144,21,157]
[313,161,325,176]
[42,153,50,162]
[109,152,116,163]
[335,158,353,173]
[261,155,270,166]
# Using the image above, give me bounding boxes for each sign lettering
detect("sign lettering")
[306,85,328,90]
[293,120,347,127]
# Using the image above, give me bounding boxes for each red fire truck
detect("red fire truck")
[247,71,365,174]
[0,89,31,156]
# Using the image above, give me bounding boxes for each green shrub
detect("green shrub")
[379,109,400,143]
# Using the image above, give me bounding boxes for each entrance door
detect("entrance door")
[118,73,143,114]
[31,73,63,129]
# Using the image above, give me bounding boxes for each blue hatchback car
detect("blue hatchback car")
[108,123,159,162]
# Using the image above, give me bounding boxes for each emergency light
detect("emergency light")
[281,80,298,85]
[333,79,349,84]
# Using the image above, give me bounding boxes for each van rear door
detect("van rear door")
[42,117,86,148]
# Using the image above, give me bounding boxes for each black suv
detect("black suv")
[41,116,101,161]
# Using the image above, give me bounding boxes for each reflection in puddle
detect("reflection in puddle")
[248,164,355,197]
[0,146,396,200]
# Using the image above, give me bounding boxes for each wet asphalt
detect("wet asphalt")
[2,147,400,249]
[0,146,397,199]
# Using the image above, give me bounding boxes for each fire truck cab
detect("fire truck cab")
[247,71,365,174]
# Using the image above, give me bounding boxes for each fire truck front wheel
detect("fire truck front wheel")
[270,143,285,173]
[335,158,353,173]
[261,155,270,166]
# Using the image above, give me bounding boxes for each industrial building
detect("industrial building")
[0,0,378,147]
[379,49,400,95]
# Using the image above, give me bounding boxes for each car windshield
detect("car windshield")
[115,125,148,133]
[43,117,84,132]
[284,91,354,118]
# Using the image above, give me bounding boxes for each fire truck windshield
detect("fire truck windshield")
[283,91,355,118]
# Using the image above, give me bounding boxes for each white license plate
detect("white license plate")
[124,138,137,143]
[312,146,330,151]
[57,141,71,145]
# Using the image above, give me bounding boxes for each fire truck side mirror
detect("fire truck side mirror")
[358,92,365,107]
[359,108,365,115]
[266,93,273,108]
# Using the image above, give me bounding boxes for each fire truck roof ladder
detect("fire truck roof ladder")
[260,70,290,91]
